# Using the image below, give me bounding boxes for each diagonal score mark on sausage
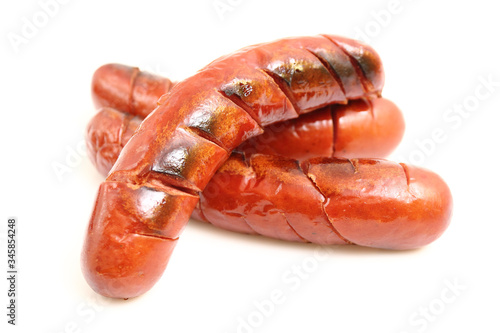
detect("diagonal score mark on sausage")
[215,89,267,129]
[260,69,302,115]
[242,155,310,243]
[322,35,372,93]
[321,35,383,96]
[399,162,417,199]
[280,212,309,243]
[306,49,347,97]
[198,153,347,245]
[134,232,178,242]
[296,160,354,245]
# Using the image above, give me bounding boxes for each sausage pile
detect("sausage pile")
[81,35,453,299]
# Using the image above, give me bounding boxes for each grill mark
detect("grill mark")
[147,123,231,193]
[260,69,301,114]
[400,162,411,188]
[197,195,259,236]
[184,126,229,154]
[217,89,263,126]
[320,35,374,94]
[203,158,314,243]
[297,162,353,245]
[242,216,260,235]
[399,162,417,199]
[134,232,178,242]
[280,212,309,243]
[145,177,200,197]
[306,49,347,98]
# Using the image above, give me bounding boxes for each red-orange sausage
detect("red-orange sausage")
[198,154,452,250]
[86,108,143,176]
[82,35,385,299]
[91,63,176,118]
[89,64,403,161]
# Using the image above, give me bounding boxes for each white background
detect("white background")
[1,0,499,332]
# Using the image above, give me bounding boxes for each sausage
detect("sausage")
[198,153,452,250]
[300,157,452,249]
[237,97,404,159]
[91,63,176,118]
[81,35,385,299]
[86,108,143,175]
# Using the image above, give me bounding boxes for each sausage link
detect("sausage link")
[82,35,385,298]
[198,154,452,250]
[86,107,143,175]
[91,63,176,118]
[301,157,453,249]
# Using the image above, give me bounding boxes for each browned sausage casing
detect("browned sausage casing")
[197,153,452,249]
[91,63,176,118]
[82,35,386,299]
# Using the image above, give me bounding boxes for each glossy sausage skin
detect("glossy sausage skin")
[82,35,385,298]
[91,63,176,118]
[86,108,143,176]
[238,98,404,159]
[90,64,403,162]
[198,154,452,249]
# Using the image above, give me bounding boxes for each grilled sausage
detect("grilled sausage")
[197,153,452,250]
